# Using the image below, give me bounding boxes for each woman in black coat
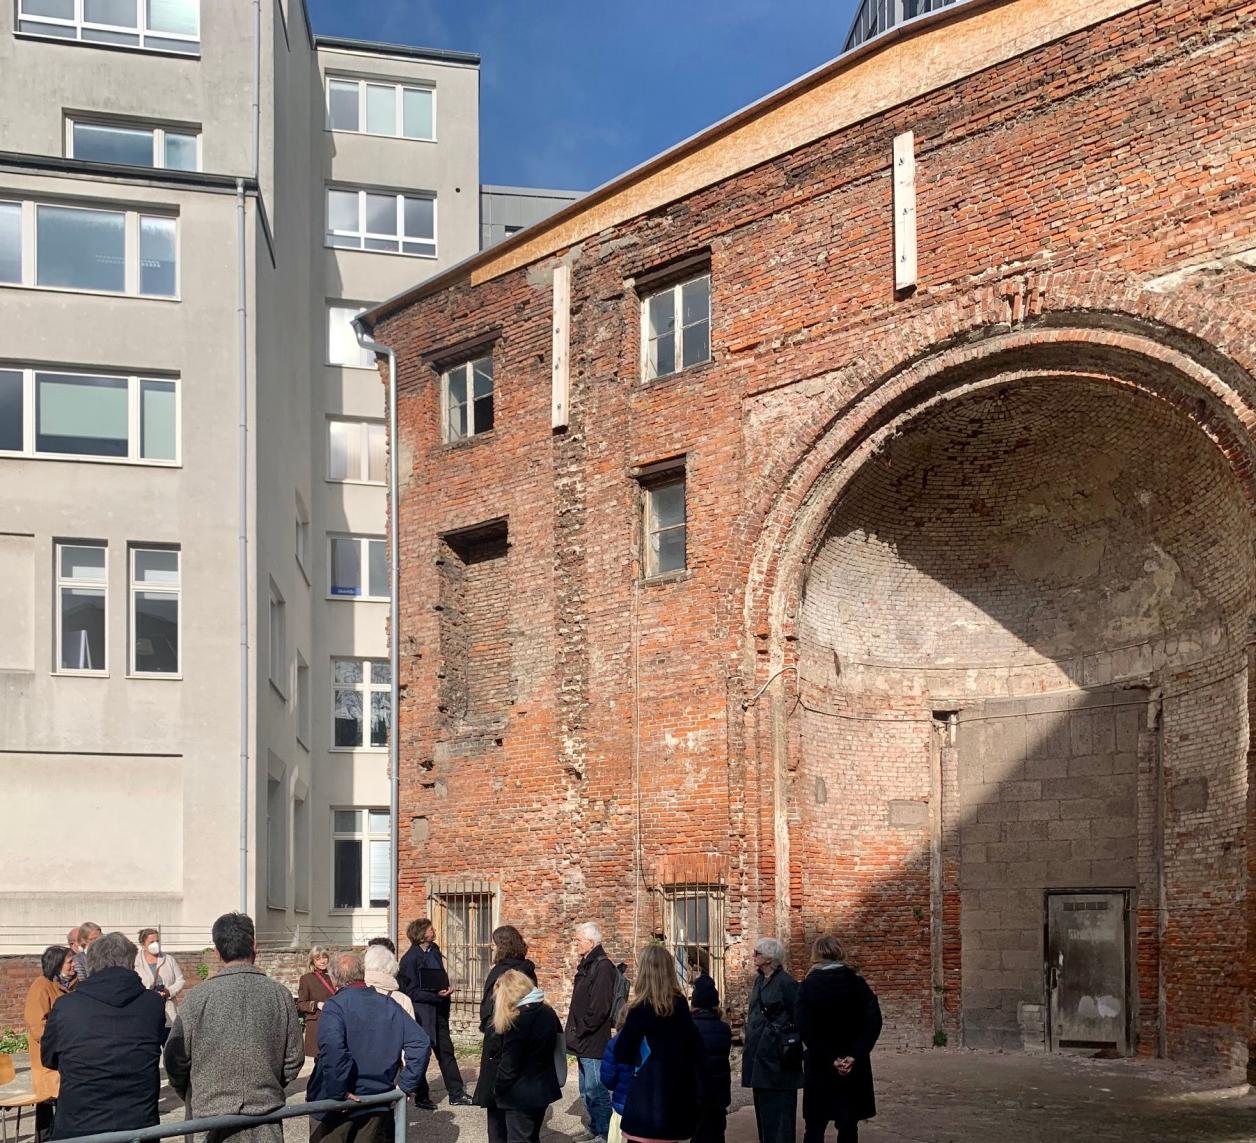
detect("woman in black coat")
[795,935,883,1143]
[474,969,563,1143]
[612,944,705,1142]
[479,925,538,1033]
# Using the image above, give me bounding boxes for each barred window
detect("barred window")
[659,881,726,1001]
[429,880,496,1016]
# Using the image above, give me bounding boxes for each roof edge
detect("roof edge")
[360,0,1149,332]
[313,34,480,66]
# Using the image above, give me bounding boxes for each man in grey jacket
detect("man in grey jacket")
[164,913,304,1143]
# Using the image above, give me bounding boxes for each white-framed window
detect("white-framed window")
[17,0,200,53]
[266,772,287,908]
[294,493,310,579]
[0,200,178,298]
[331,807,390,910]
[642,471,687,577]
[442,355,493,443]
[326,76,435,141]
[327,418,386,483]
[292,791,310,912]
[295,653,310,749]
[328,534,386,600]
[642,272,711,380]
[326,303,374,368]
[0,367,179,465]
[67,117,200,171]
[268,579,286,695]
[55,541,107,674]
[332,658,389,750]
[129,545,180,676]
[326,187,436,257]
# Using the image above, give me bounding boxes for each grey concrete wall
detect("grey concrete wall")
[956,689,1145,1049]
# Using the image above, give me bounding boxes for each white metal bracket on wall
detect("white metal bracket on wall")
[551,264,571,430]
[893,130,917,293]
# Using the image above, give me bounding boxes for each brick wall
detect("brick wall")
[378,0,1256,1069]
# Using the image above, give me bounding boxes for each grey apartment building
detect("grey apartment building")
[0,0,572,953]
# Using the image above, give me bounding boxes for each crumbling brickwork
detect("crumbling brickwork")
[376,0,1256,1072]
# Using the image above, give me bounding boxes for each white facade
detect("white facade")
[0,0,480,952]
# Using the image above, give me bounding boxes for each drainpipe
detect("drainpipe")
[251,0,261,178]
[236,177,250,913]
[353,319,400,944]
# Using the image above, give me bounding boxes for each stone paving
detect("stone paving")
[5,1049,1254,1143]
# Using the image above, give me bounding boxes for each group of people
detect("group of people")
[24,922,187,1140]
[562,926,882,1143]
[21,914,881,1143]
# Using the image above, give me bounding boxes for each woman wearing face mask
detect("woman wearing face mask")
[25,945,75,1140]
[133,927,185,1030]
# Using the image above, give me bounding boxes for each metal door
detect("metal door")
[1045,892,1129,1053]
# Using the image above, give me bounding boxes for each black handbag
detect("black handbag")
[761,1001,804,1071]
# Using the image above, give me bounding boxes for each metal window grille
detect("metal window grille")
[656,878,726,1004]
[429,879,497,1019]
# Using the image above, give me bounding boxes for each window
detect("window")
[0,200,178,297]
[0,203,20,284]
[56,542,107,673]
[660,881,726,998]
[326,187,436,257]
[332,658,389,749]
[129,546,179,675]
[442,356,493,443]
[17,0,200,53]
[296,653,310,749]
[642,471,686,577]
[430,881,495,1009]
[328,419,386,483]
[268,580,286,695]
[68,118,200,171]
[266,774,287,908]
[326,303,374,368]
[0,369,178,464]
[292,792,310,912]
[326,77,435,141]
[642,273,711,380]
[332,807,390,910]
[295,494,310,578]
[328,535,386,600]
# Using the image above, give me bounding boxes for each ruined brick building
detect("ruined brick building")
[360,0,1256,1073]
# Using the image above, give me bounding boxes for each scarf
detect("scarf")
[518,986,546,1006]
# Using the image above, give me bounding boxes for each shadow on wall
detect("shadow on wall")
[787,378,1253,1067]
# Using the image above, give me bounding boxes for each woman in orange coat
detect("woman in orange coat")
[25,944,75,1140]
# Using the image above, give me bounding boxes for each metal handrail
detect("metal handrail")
[55,1088,407,1143]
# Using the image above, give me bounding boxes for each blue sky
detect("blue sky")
[306,1,862,191]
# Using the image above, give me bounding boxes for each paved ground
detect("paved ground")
[5,1049,1254,1143]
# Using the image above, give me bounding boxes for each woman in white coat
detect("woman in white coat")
[134,927,185,1028]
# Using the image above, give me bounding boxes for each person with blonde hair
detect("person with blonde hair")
[473,969,562,1143]
[611,944,704,1143]
[296,947,335,1057]
[796,935,882,1143]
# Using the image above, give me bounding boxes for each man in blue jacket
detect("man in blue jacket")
[308,951,432,1143]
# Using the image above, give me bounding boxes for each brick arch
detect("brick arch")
[741,276,1256,679]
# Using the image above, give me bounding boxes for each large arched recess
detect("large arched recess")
[739,279,1256,1072]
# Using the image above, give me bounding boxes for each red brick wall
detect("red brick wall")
[379,0,1256,1066]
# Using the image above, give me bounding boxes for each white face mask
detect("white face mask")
[147,941,161,956]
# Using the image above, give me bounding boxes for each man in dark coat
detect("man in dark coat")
[398,917,471,1109]
[308,950,431,1143]
[42,931,166,1139]
[564,922,619,1142]
[741,938,803,1143]
[795,935,882,1143]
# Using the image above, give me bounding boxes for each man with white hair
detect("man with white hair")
[565,922,618,1143]
[307,951,430,1143]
